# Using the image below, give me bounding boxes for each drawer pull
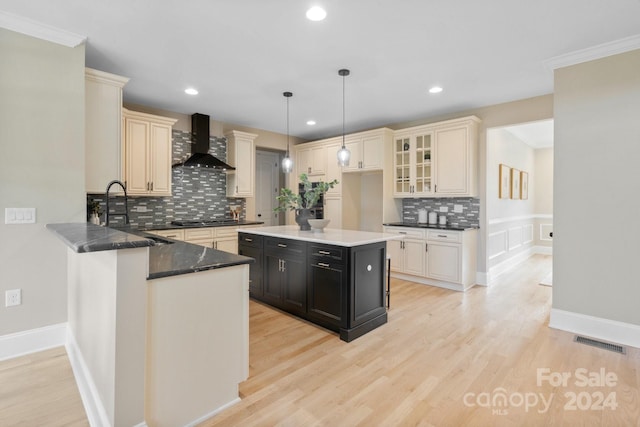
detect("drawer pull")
[317,262,330,268]
[399,231,407,234]
[166,234,177,238]
[318,250,331,255]
[437,234,447,238]
[245,238,253,242]
[277,243,287,248]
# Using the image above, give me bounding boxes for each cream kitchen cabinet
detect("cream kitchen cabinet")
[225,130,257,197]
[384,226,478,291]
[341,128,391,173]
[325,142,342,196]
[296,144,327,176]
[123,109,177,196]
[392,116,480,198]
[184,227,239,253]
[323,196,342,229]
[85,68,129,193]
[392,130,434,197]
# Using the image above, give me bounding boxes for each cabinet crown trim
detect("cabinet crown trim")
[122,108,178,125]
[85,68,129,87]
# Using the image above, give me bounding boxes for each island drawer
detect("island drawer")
[308,243,345,263]
[185,228,214,240]
[265,237,305,255]
[215,226,238,237]
[238,233,263,247]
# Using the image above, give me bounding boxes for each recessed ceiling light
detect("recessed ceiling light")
[306,120,316,126]
[185,88,199,95]
[429,86,443,94]
[306,6,327,21]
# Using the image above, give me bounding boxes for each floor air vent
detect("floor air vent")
[574,335,626,354]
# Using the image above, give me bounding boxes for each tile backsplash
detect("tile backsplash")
[402,198,479,227]
[88,130,245,227]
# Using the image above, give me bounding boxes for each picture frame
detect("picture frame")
[499,164,511,199]
[520,171,529,200]
[510,168,521,199]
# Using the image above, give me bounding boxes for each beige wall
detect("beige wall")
[124,102,306,151]
[534,148,553,215]
[0,29,85,335]
[553,49,640,326]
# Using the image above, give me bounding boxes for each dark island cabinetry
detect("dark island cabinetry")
[239,232,387,342]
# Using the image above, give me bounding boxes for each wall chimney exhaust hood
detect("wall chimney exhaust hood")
[172,113,236,170]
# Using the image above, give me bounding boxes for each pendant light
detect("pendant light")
[281,91,294,173]
[337,69,351,166]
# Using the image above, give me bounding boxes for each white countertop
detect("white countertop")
[239,225,403,247]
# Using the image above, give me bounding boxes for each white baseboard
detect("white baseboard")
[475,272,488,286]
[550,308,640,349]
[0,322,67,362]
[66,329,113,427]
[534,245,553,255]
[184,397,241,427]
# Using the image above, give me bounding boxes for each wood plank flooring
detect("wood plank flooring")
[1,255,638,426]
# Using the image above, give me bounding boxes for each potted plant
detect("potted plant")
[275,173,338,230]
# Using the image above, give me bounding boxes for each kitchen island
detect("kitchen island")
[238,225,402,342]
[47,223,253,427]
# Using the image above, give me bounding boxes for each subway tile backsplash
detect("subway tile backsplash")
[88,130,245,227]
[402,197,479,227]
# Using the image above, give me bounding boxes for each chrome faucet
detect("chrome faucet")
[105,180,130,226]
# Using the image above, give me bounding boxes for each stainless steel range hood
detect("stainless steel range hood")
[172,113,235,170]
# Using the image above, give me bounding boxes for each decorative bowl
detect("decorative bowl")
[308,219,330,232]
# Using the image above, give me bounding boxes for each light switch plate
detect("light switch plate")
[5,208,36,224]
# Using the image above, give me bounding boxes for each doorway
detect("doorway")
[255,150,281,226]
[485,119,554,284]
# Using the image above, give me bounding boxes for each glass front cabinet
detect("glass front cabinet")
[393,131,434,197]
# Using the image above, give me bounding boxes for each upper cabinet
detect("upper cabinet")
[393,116,480,198]
[296,145,326,176]
[225,130,257,197]
[341,128,391,173]
[85,68,129,193]
[122,109,177,196]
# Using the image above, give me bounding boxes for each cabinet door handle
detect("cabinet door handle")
[150,182,153,191]
[318,250,331,255]
[425,243,428,252]
[277,243,287,248]
[281,259,286,272]
[317,262,330,268]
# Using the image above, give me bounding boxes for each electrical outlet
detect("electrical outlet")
[454,204,463,213]
[5,289,21,307]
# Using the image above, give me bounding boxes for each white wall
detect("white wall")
[0,29,85,335]
[486,128,537,272]
[553,49,640,327]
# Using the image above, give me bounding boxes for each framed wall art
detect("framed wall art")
[520,171,529,200]
[510,168,521,199]
[499,164,511,199]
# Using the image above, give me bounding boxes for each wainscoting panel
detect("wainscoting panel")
[488,230,508,260]
[508,227,522,251]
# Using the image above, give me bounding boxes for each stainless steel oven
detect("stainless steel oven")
[299,182,324,219]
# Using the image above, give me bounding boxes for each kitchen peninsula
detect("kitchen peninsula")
[238,225,402,342]
[46,223,253,427]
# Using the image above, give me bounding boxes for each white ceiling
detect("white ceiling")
[2,1,640,140]
[503,119,554,149]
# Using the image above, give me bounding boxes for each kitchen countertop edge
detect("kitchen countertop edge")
[383,222,479,231]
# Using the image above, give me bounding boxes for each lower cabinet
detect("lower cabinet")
[239,233,387,342]
[238,234,263,297]
[384,226,478,291]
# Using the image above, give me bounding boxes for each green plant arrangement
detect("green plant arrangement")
[275,173,338,212]
[275,173,338,230]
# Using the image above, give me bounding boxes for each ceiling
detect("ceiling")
[1,1,639,141]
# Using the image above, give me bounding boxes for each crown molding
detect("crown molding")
[544,34,640,72]
[0,11,86,47]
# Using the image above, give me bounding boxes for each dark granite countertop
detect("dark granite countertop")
[47,223,254,280]
[141,220,263,231]
[383,222,478,231]
[47,223,153,252]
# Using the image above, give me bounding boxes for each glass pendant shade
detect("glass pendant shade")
[282,91,294,174]
[337,69,351,166]
[282,154,293,173]
[337,145,350,166]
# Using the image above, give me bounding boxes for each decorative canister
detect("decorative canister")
[418,209,428,224]
[428,211,438,224]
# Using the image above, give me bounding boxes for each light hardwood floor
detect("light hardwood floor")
[1,255,638,426]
